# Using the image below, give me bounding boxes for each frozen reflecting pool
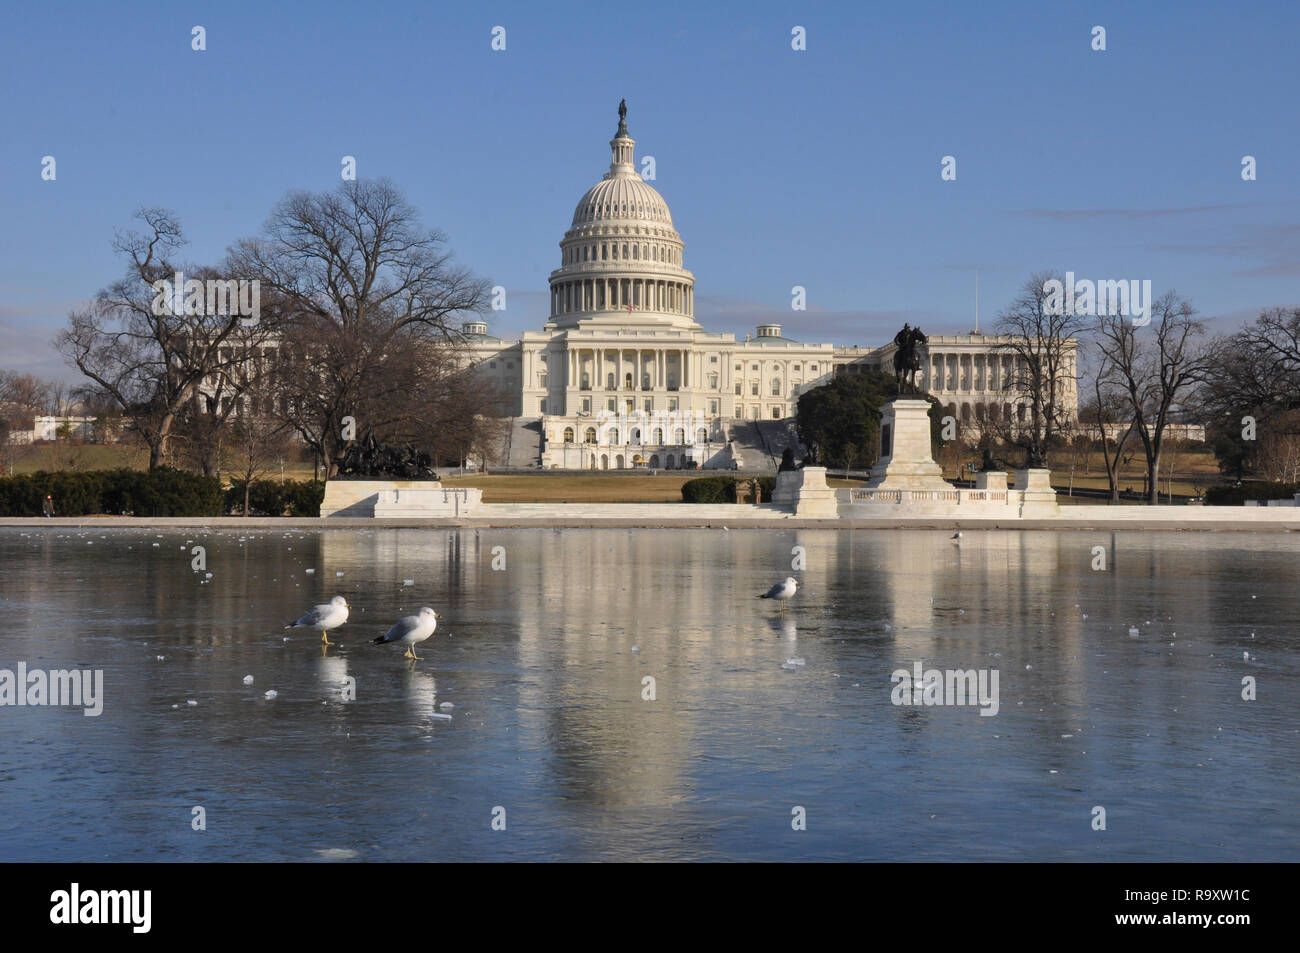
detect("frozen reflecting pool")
[0,526,1296,861]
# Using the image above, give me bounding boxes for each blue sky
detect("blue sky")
[3,0,1297,381]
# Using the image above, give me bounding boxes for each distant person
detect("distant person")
[42,495,54,518]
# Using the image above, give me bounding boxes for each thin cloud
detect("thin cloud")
[1009,204,1258,221]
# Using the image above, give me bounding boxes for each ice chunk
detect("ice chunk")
[264,690,278,700]
[243,675,254,685]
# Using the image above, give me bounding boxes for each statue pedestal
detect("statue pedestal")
[975,470,1008,491]
[1013,468,1058,514]
[774,467,838,516]
[863,399,952,491]
[321,479,463,517]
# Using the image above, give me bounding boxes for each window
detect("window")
[585,427,597,444]
[710,355,718,364]
[653,428,664,444]
[751,364,758,371]
[771,379,781,395]
[751,382,759,396]
[810,364,818,372]
[709,400,719,415]
[734,363,741,371]
[668,398,678,412]
[563,427,575,443]
[771,406,782,419]
[709,374,719,388]
[794,364,801,372]
[608,398,616,412]
[644,398,653,412]
[735,382,742,395]
[489,361,496,369]
[674,428,685,443]
[582,397,591,413]
[696,428,708,442]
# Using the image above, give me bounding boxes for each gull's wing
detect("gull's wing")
[761,581,785,598]
[382,615,421,643]
[295,604,331,627]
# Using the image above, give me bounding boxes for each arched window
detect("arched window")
[615,454,625,469]
[601,454,609,470]
[584,427,597,444]
[674,428,685,443]
[653,428,663,444]
[649,454,659,467]
[771,379,782,395]
[666,454,676,469]
[696,427,707,443]
[630,428,641,444]
[563,427,575,443]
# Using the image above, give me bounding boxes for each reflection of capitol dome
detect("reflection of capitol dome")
[547,103,698,332]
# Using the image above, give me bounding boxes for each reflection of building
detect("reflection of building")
[465,104,1079,470]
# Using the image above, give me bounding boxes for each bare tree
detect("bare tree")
[54,209,279,470]
[231,179,492,474]
[1254,410,1300,482]
[227,403,294,516]
[1096,292,1211,504]
[0,371,52,430]
[994,272,1084,467]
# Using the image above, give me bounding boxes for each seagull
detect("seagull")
[760,577,798,616]
[372,607,439,660]
[286,595,350,645]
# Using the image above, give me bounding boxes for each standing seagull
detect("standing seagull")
[286,595,350,645]
[372,607,439,660]
[760,577,799,616]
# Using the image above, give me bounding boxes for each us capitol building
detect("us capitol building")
[464,104,1077,470]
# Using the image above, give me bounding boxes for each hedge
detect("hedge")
[681,476,776,503]
[0,468,223,517]
[1205,482,1300,506]
[225,479,325,517]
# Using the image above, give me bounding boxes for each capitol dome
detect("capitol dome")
[572,170,673,227]
[546,102,698,332]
